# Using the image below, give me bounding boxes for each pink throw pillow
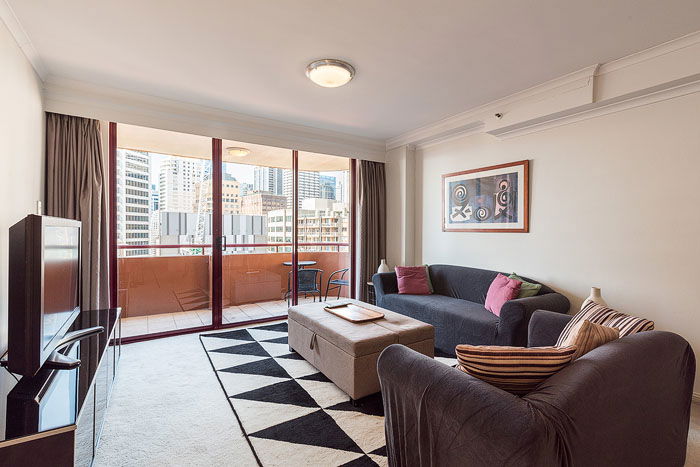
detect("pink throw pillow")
[485,274,522,316]
[395,266,432,295]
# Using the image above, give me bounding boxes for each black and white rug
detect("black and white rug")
[200,322,389,466]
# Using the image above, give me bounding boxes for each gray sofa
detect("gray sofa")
[378,311,696,466]
[372,264,569,352]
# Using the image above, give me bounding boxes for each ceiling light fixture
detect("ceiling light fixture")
[226,147,250,157]
[305,59,355,88]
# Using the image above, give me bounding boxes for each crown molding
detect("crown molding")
[388,30,700,150]
[43,77,386,162]
[386,64,598,150]
[0,0,46,80]
[597,30,700,76]
[487,73,700,138]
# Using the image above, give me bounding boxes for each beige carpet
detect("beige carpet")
[93,331,258,467]
[94,327,700,466]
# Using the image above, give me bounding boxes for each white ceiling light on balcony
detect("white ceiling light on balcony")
[226,147,250,157]
[305,59,355,88]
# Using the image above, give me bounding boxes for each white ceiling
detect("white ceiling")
[7,0,700,141]
[117,123,349,171]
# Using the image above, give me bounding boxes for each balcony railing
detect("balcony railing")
[118,242,348,254]
[116,243,350,320]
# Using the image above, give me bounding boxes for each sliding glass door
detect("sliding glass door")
[110,123,354,341]
[295,151,351,304]
[113,125,214,338]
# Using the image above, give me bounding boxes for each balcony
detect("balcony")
[118,243,350,338]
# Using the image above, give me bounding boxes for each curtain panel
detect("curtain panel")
[357,160,386,300]
[45,113,109,311]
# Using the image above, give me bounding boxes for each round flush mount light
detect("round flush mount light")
[305,59,355,88]
[226,147,250,157]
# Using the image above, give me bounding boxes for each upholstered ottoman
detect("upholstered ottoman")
[288,300,434,400]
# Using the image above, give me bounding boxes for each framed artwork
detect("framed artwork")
[442,160,529,233]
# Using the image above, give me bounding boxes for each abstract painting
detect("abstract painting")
[442,160,529,232]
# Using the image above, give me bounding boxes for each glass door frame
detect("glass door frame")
[109,124,356,343]
[211,138,223,328]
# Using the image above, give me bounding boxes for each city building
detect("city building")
[150,183,159,211]
[195,173,241,214]
[116,150,151,256]
[240,191,287,215]
[240,182,253,196]
[267,199,349,250]
[253,166,284,195]
[156,211,268,255]
[335,171,348,203]
[158,157,203,212]
[283,170,319,208]
[319,175,336,200]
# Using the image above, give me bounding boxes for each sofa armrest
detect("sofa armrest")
[377,344,553,466]
[372,272,398,304]
[497,293,570,346]
[525,331,695,465]
[527,310,573,347]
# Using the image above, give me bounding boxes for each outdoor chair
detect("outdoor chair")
[325,268,350,300]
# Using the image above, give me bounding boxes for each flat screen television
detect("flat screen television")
[8,215,82,377]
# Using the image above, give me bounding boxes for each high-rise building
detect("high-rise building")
[267,200,349,249]
[319,175,336,200]
[335,171,348,203]
[253,166,284,195]
[148,183,160,255]
[283,170,319,208]
[116,150,151,256]
[150,183,159,211]
[158,157,204,212]
[195,173,241,214]
[240,192,287,215]
[240,182,254,196]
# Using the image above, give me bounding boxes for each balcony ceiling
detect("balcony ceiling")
[118,123,349,171]
[7,0,700,140]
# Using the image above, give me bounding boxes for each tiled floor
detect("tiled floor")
[120,297,322,338]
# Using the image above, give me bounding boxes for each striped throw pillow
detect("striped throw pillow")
[556,301,654,347]
[455,345,577,395]
[570,320,619,360]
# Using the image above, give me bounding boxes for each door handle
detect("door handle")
[221,236,227,251]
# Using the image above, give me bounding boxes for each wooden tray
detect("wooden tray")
[324,303,384,323]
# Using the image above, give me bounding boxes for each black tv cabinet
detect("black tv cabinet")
[0,308,121,467]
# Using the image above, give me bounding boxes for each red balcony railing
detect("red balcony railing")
[118,242,349,253]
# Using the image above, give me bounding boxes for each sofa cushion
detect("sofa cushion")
[509,273,542,298]
[485,274,522,316]
[428,265,499,303]
[428,264,550,303]
[395,266,431,295]
[381,293,500,350]
[556,301,654,347]
[570,320,619,360]
[455,344,577,395]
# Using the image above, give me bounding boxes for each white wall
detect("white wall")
[0,19,44,355]
[407,92,700,387]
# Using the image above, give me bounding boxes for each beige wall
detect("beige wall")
[0,20,44,354]
[406,91,700,387]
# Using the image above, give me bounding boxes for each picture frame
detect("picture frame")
[442,160,529,233]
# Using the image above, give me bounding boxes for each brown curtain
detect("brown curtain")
[45,113,109,311]
[357,160,386,300]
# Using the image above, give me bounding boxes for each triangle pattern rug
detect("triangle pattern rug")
[201,321,458,466]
